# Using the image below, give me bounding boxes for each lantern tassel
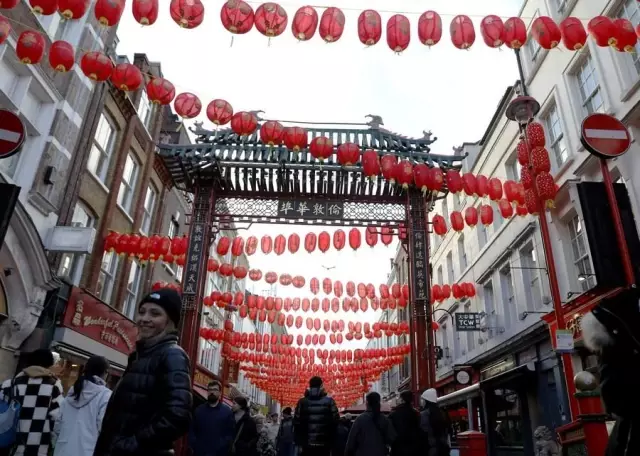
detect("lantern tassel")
[230,35,234,48]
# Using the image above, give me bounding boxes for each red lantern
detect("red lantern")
[207,258,219,272]
[231,237,244,257]
[480,15,505,48]
[283,126,307,152]
[516,204,528,217]
[462,173,477,196]
[207,99,233,126]
[333,230,346,251]
[526,122,546,148]
[230,111,258,136]
[380,155,397,183]
[80,51,113,81]
[261,235,273,254]
[387,14,411,53]
[504,180,519,203]
[274,235,286,255]
[393,161,412,189]
[57,0,88,18]
[254,2,288,38]
[309,136,333,162]
[319,7,345,43]
[16,31,46,64]
[131,0,158,25]
[431,285,442,302]
[292,275,305,288]
[612,18,637,52]
[432,214,447,236]
[48,40,75,73]
[221,0,254,34]
[517,140,529,166]
[488,178,503,201]
[362,150,381,179]
[318,231,331,253]
[173,93,202,119]
[450,15,475,50]
[265,272,278,285]
[358,9,382,46]
[588,16,616,48]
[418,10,442,47]
[170,0,204,29]
[503,17,527,49]
[445,170,463,193]
[525,188,539,215]
[498,199,514,218]
[291,5,317,41]
[110,63,143,91]
[94,0,124,26]
[245,236,258,255]
[322,278,332,295]
[146,78,176,105]
[217,236,231,256]
[219,263,233,277]
[450,211,464,232]
[560,17,587,51]
[365,227,378,247]
[348,228,361,250]
[413,164,431,195]
[464,207,478,227]
[28,0,55,14]
[304,232,317,253]
[531,147,551,174]
[531,16,561,50]
[260,120,285,146]
[103,231,120,252]
[249,269,262,281]
[0,15,10,45]
[480,204,493,226]
[536,172,556,208]
[288,233,300,254]
[337,143,359,166]
[234,266,248,280]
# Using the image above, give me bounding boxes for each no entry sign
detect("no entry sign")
[580,113,631,159]
[0,109,26,160]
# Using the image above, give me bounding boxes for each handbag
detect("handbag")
[0,377,20,449]
[230,422,245,456]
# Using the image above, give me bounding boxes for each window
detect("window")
[575,56,604,115]
[477,223,488,249]
[553,0,570,15]
[500,265,516,327]
[507,159,522,181]
[520,242,542,310]
[87,114,116,183]
[453,192,463,212]
[138,90,154,131]
[568,216,596,290]
[544,105,568,167]
[525,33,541,63]
[168,215,179,238]
[123,261,143,319]
[483,281,495,339]
[441,198,449,225]
[140,186,157,235]
[96,251,119,304]
[439,323,450,367]
[458,235,467,272]
[617,0,640,74]
[58,203,95,284]
[446,252,454,284]
[117,154,140,214]
[437,266,444,286]
[492,201,503,232]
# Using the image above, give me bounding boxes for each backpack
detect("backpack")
[0,377,21,448]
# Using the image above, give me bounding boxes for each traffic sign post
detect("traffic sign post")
[580,113,635,287]
[0,109,26,160]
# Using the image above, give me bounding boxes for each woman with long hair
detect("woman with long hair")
[346,392,396,456]
[53,356,111,456]
[230,397,258,456]
[419,389,451,456]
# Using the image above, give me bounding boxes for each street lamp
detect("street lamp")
[505,96,540,125]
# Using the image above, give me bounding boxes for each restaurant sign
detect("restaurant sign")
[277,199,344,220]
[63,287,138,354]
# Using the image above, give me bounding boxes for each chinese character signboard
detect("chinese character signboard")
[410,228,429,303]
[277,199,344,220]
[183,222,206,296]
[455,312,482,331]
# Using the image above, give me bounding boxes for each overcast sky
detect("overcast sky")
[116,0,522,349]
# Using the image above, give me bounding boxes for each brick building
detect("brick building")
[0,2,116,378]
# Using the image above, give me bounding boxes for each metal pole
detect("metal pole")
[600,159,636,287]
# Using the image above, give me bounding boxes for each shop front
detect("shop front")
[50,286,137,392]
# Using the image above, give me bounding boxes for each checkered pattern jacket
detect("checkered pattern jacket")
[0,367,64,456]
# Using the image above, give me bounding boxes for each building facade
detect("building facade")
[0,1,116,378]
[428,0,640,452]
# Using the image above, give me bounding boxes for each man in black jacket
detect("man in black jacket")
[293,376,339,456]
[94,289,193,455]
[388,391,421,456]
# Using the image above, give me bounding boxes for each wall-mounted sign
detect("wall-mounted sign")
[410,230,428,302]
[480,356,516,381]
[62,287,138,354]
[277,199,344,220]
[0,110,26,160]
[455,312,483,331]
[453,365,473,386]
[183,222,206,295]
[555,329,575,353]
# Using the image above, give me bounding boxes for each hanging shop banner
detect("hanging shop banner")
[277,199,344,220]
[62,287,138,354]
[455,312,483,331]
[183,222,206,295]
[410,229,429,302]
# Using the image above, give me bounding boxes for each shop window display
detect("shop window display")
[493,389,523,448]
[52,353,121,394]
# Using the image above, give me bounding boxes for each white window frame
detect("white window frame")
[574,53,605,116]
[123,260,143,319]
[458,235,467,272]
[477,222,488,249]
[568,215,597,291]
[520,241,542,310]
[506,157,521,181]
[87,114,117,184]
[140,185,157,235]
[437,266,444,286]
[138,90,154,132]
[483,280,495,339]
[524,33,541,64]
[441,198,449,225]
[446,252,454,284]
[542,103,569,168]
[97,251,119,304]
[499,264,516,327]
[615,0,640,90]
[57,202,95,285]
[117,154,140,214]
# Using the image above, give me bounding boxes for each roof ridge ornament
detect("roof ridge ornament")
[453,145,464,155]
[365,114,384,129]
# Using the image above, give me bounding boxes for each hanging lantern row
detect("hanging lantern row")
[431,282,476,303]
[517,122,559,213]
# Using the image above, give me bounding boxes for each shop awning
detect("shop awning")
[479,362,535,389]
[437,383,480,407]
[52,328,129,370]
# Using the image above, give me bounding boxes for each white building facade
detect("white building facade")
[428,0,640,452]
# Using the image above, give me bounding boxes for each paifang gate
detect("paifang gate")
[157,115,463,396]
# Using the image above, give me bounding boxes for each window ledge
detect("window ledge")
[27,190,57,217]
[620,77,640,103]
[554,157,575,180]
[87,171,110,194]
[116,204,135,224]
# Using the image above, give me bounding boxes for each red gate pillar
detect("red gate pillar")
[407,189,432,393]
[176,185,216,456]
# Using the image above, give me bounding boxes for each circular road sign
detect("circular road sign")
[0,109,26,160]
[580,113,631,159]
